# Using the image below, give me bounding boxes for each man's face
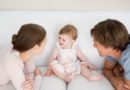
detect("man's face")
[93,38,113,57]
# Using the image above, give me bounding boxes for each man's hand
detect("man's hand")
[124,79,130,90]
[112,77,125,90]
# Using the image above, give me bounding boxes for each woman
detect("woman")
[0,23,47,90]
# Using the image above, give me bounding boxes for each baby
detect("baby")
[45,24,101,82]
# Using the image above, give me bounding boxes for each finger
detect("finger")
[22,81,33,87]
[22,80,33,87]
[44,72,48,76]
[22,84,33,90]
[124,84,130,89]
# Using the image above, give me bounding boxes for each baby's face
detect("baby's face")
[58,34,74,49]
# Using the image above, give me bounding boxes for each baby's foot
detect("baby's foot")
[88,70,102,81]
[88,76,101,81]
[64,75,72,82]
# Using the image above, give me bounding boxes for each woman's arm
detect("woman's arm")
[5,60,26,90]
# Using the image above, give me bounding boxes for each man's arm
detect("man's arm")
[124,80,130,89]
[103,60,124,90]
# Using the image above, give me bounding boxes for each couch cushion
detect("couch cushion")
[0,66,114,90]
[41,76,66,90]
[68,74,114,90]
[39,66,66,90]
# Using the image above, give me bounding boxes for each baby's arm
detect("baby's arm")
[44,48,58,76]
[77,47,96,70]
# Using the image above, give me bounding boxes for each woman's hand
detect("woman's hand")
[22,78,33,90]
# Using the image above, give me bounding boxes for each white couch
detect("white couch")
[0,46,114,90]
[1,11,130,90]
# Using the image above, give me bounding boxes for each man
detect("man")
[91,19,130,90]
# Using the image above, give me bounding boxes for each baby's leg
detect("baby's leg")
[81,63,101,81]
[51,65,72,82]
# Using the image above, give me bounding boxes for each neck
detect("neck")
[20,50,31,62]
[110,50,122,60]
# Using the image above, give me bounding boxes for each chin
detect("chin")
[98,52,104,57]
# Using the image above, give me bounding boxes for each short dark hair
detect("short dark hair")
[12,23,46,52]
[59,24,78,40]
[91,19,129,51]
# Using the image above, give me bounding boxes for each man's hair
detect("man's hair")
[91,19,129,51]
[59,24,78,40]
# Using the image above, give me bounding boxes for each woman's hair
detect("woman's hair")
[59,24,78,40]
[12,23,46,52]
[91,19,129,51]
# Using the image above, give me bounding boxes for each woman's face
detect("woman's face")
[35,36,47,55]
[93,38,113,57]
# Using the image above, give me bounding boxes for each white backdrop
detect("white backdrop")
[0,11,130,67]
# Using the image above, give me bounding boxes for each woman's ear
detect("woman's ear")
[33,44,39,52]
[72,40,75,43]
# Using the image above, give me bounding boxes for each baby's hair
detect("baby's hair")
[59,24,78,40]
[12,23,46,52]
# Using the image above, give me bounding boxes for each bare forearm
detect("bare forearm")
[103,69,116,86]
[124,80,130,89]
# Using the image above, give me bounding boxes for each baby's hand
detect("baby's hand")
[44,68,54,76]
[56,55,62,62]
[64,74,72,82]
[81,62,96,70]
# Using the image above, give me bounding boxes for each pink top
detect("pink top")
[0,50,35,90]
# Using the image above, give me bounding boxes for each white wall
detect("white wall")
[0,0,130,11]
[0,11,130,68]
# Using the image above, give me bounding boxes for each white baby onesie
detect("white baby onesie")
[51,42,80,76]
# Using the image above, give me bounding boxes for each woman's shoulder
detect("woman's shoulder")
[5,50,22,66]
